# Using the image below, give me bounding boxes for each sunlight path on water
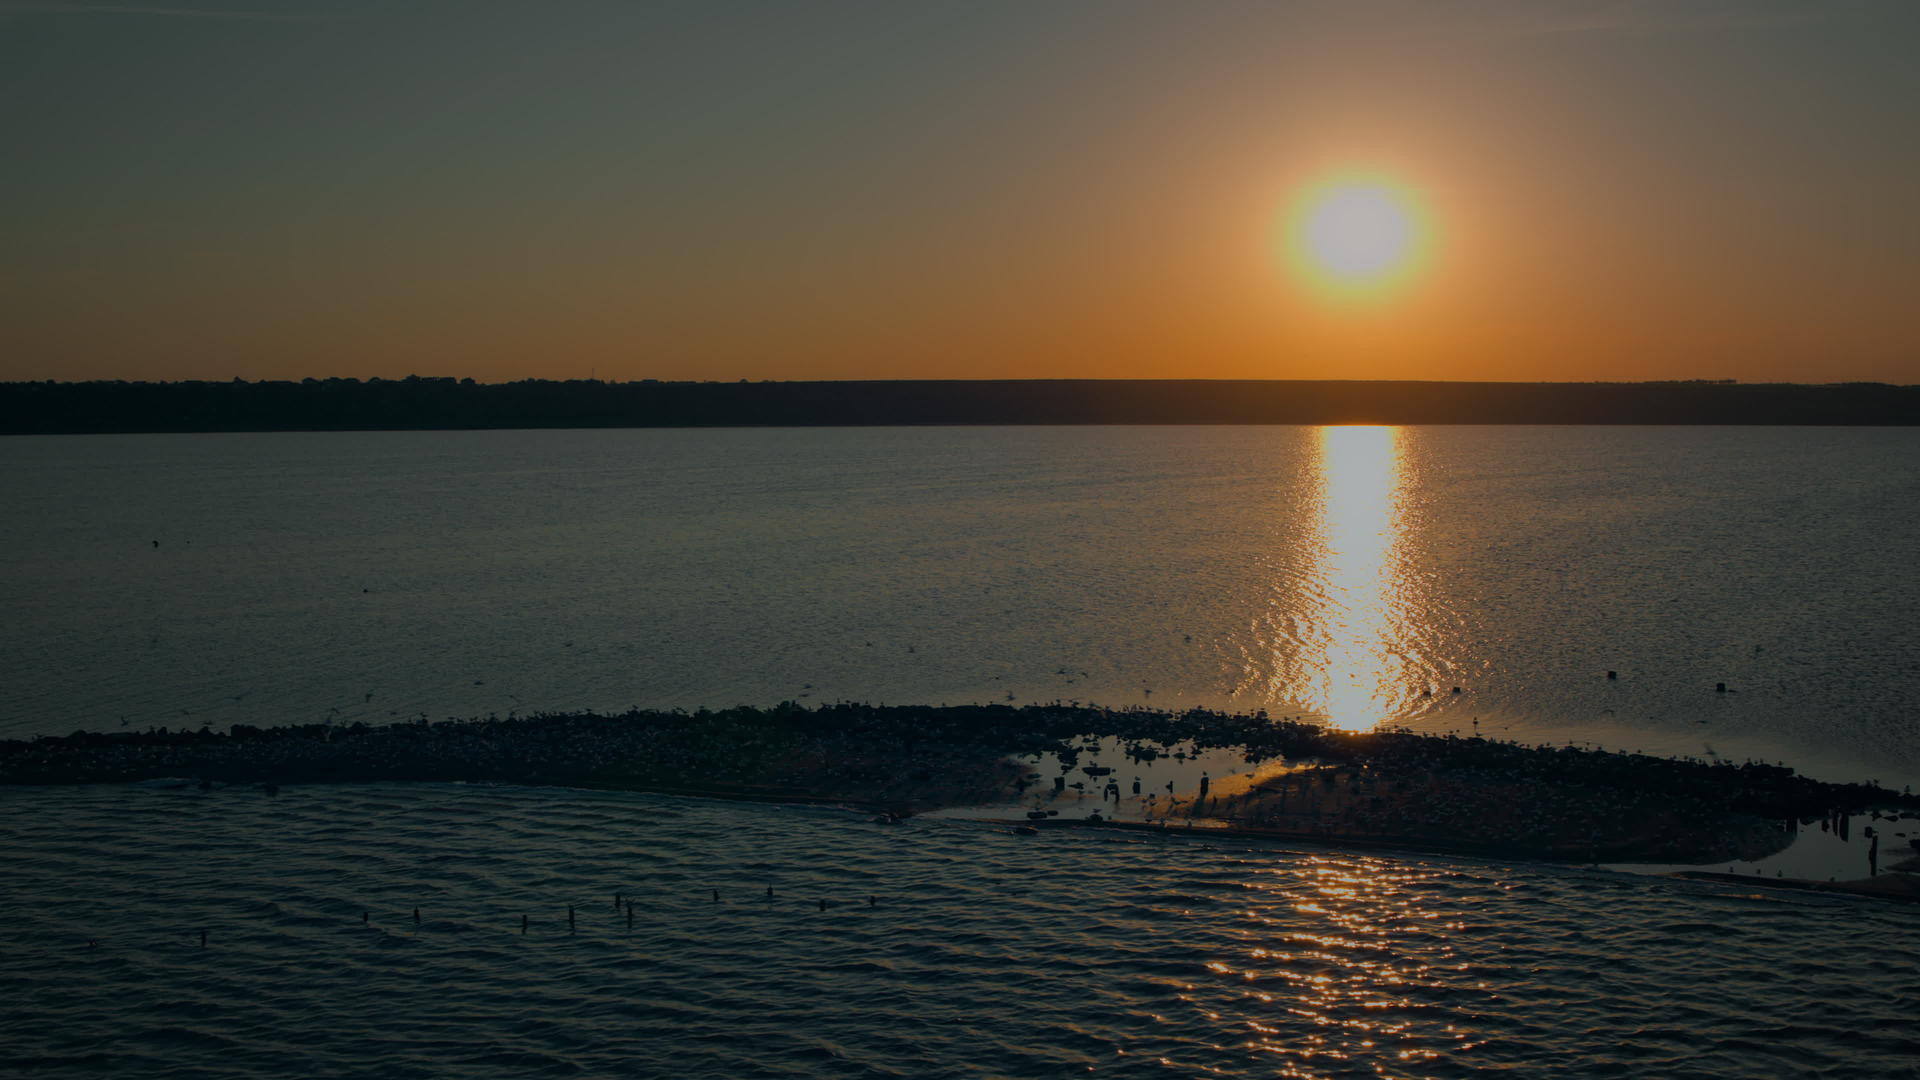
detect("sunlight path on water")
[1311,426,1410,731]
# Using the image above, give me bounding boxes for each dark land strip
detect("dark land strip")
[5,704,1915,899]
[4,378,1917,434]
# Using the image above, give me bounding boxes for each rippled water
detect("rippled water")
[3,425,1917,786]
[2,783,1915,1079]
[5,425,1918,1074]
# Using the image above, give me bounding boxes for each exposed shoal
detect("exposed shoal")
[3,703,1915,869]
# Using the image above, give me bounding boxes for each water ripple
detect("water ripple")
[0,782,1914,1079]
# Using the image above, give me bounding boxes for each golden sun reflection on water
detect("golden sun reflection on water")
[1313,425,1407,731]
[1223,855,1488,1071]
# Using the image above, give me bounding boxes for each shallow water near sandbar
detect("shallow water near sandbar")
[946,733,1915,884]
[1619,810,1917,884]
[2,782,1916,1080]
[922,733,1274,826]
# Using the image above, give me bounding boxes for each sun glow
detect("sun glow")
[1283,174,1434,301]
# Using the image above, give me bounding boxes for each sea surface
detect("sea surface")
[4,425,1920,1077]
[2,425,1916,784]
[2,782,1917,1080]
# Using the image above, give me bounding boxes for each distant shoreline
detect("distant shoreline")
[4,378,1917,434]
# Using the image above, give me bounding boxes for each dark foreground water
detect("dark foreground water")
[2,783,1914,1079]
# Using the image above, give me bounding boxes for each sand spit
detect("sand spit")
[3,703,1915,869]
[1666,870,1920,903]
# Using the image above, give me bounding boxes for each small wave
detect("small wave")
[2,783,1916,1080]
[125,1026,241,1051]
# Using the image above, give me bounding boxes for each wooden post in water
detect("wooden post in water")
[568,905,576,933]
[521,914,528,935]
[199,929,207,948]
[413,907,420,925]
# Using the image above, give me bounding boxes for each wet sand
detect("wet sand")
[973,761,1792,863]
[1667,870,1920,903]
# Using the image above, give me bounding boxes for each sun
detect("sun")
[1282,173,1434,301]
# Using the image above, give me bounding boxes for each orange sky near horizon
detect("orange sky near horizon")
[3,1,1917,385]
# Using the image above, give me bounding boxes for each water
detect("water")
[3,425,1916,785]
[2,783,1915,1080]
[5,426,1919,1077]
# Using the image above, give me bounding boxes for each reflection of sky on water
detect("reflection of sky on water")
[1616,811,1910,880]
[924,734,1293,823]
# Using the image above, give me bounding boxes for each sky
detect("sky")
[3,0,1917,384]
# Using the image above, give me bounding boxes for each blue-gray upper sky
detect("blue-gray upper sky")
[4,0,1917,382]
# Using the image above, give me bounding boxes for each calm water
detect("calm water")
[2,783,1916,1080]
[5,426,1920,1077]
[3,425,1917,784]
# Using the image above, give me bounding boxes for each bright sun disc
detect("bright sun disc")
[1283,174,1433,300]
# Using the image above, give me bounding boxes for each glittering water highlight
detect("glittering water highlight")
[1312,425,1406,731]
[1,783,1915,1079]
